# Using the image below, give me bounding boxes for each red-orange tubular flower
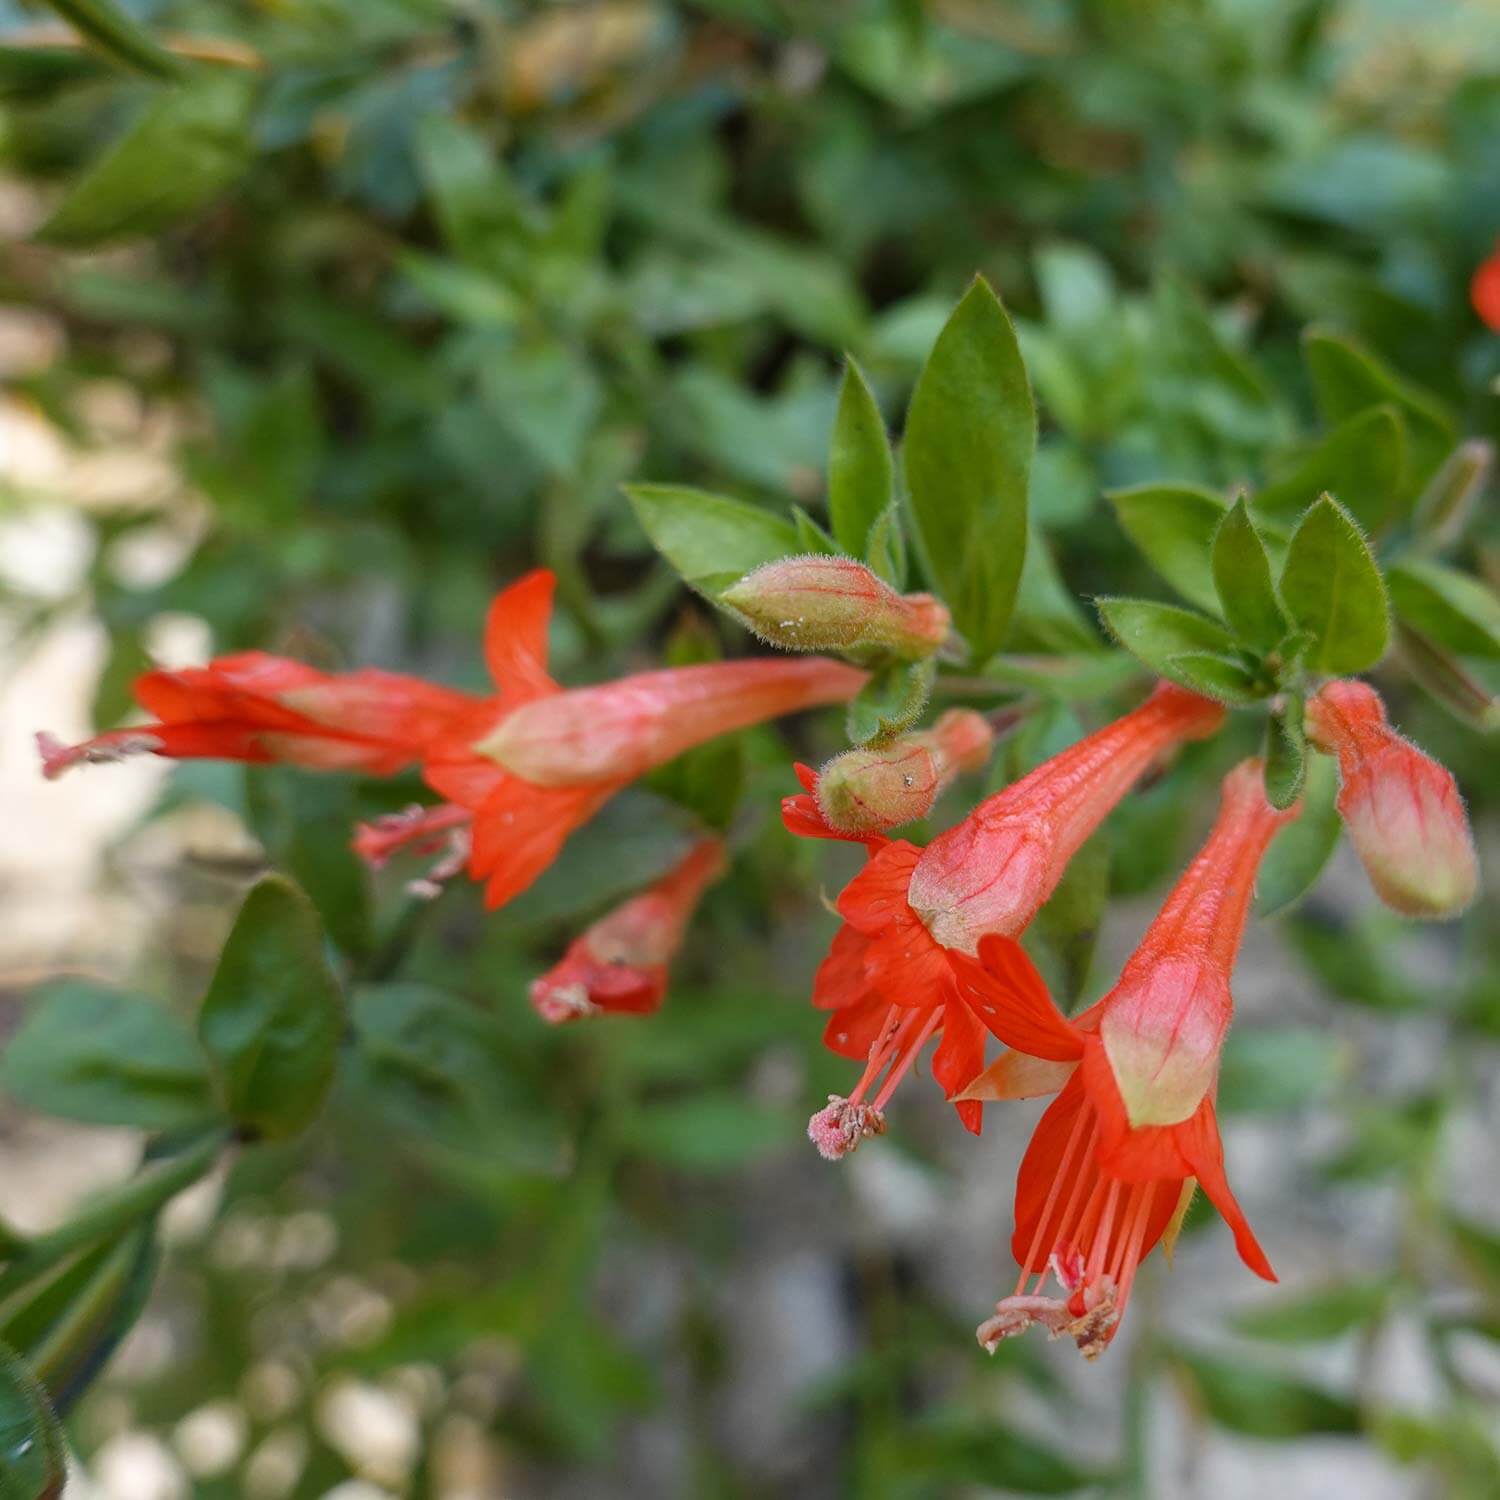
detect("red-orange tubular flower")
[38,655,489,781]
[1306,679,1478,918]
[1473,241,1500,331]
[529,837,727,1024]
[803,684,1226,1158]
[782,708,994,842]
[425,571,867,910]
[954,760,1295,1359]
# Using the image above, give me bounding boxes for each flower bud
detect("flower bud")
[1306,679,1478,919]
[814,709,995,835]
[1473,243,1500,332]
[720,555,950,659]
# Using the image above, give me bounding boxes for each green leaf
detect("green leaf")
[1008,525,1101,654]
[1029,834,1109,1004]
[1106,483,1226,613]
[1212,497,1286,651]
[1387,559,1500,660]
[845,659,934,745]
[1255,406,1408,533]
[1233,1278,1394,1343]
[789,504,838,555]
[1,1227,158,1413]
[827,358,893,558]
[624,484,801,601]
[1217,1024,1346,1114]
[1411,438,1492,549]
[1264,695,1306,810]
[38,0,185,79]
[1170,1350,1360,1438]
[197,876,343,1141]
[350,985,566,1174]
[38,74,256,246]
[1094,598,1249,700]
[619,1094,791,1172]
[1302,328,1457,490]
[0,981,215,1132]
[864,501,907,588]
[1394,623,1500,732]
[1278,495,1389,673]
[897,1420,1107,1493]
[903,276,1034,663]
[0,1343,66,1500]
[1257,752,1341,916]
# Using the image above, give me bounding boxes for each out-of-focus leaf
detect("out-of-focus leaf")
[0,1343,66,1500]
[0,1227,158,1413]
[1233,1278,1395,1342]
[1256,406,1408,532]
[828,358,892,559]
[1095,598,1258,701]
[1218,1025,1346,1114]
[1448,1213,1500,1299]
[1213,496,1286,651]
[90,628,150,729]
[1302,328,1457,489]
[896,1420,1108,1493]
[1106,482,1225,612]
[1394,623,1500,732]
[0,982,214,1132]
[38,0,185,79]
[197,875,344,1141]
[904,277,1033,665]
[618,1094,791,1171]
[1387,560,1500,660]
[478,338,602,478]
[1170,1349,1360,1437]
[350,984,565,1174]
[1030,834,1108,1003]
[1411,439,1493,551]
[1007,526,1101,654]
[38,73,256,246]
[790,505,838,555]
[1278,495,1389,672]
[1377,1413,1500,1500]
[1258,752,1341,916]
[625,484,800,601]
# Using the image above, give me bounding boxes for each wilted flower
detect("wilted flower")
[782,708,994,840]
[37,654,488,780]
[529,837,726,1023]
[1305,679,1477,919]
[428,571,866,908]
[721,555,950,659]
[956,760,1293,1358]
[806,684,1226,1149]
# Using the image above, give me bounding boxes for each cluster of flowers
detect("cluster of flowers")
[41,560,1478,1358]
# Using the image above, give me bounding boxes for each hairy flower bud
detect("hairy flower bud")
[720,555,950,659]
[1306,679,1478,919]
[814,709,994,835]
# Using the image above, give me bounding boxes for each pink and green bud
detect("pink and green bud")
[720,555,950,659]
[1306,679,1478,919]
[815,709,994,835]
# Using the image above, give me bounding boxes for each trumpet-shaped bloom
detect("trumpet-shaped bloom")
[426,571,866,909]
[955,760,1293,1358]
[38,655,488,781]
[1306,679,1477,919]
[783,709,994,841]
[804,684,1226,1152]
[1473,243,1500,331]
[529,837,726,1023]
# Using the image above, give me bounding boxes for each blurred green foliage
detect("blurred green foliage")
[2,0,1500,1495]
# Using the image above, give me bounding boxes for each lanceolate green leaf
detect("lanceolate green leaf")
[1255,405,1408,533]
[1257,752,1341,916]
[903,277,1033,665]
[197,876,344,1141]
[1263,694,1307,810]
[1095,598,1252,701]
[624,484,801,600]
[1278,495,1389,673]
[1387,559,1500,660]
[827,358,893,559]
[38,73,257,246]
[1212,497,1286,651]
[39,0,186,79]
[1106,483,1226,613]
[1169,1350,1360,1438]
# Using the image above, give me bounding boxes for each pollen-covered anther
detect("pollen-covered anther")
[37,729,164,780]
[405,827,472,901]
[806,1095,887,1161]
[529,980,602,1025]
[976,1278,1119,1361]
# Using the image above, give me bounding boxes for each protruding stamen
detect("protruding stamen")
[37,729,163,780]
[807,1095,887,1161]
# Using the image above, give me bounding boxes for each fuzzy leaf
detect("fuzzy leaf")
[625,484,801,600]
[1212,497,1287,651]
[1257,752,1341,916]
[828,358,893,559]
[1106,482,1226,613]
[1278,495,1389,672]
